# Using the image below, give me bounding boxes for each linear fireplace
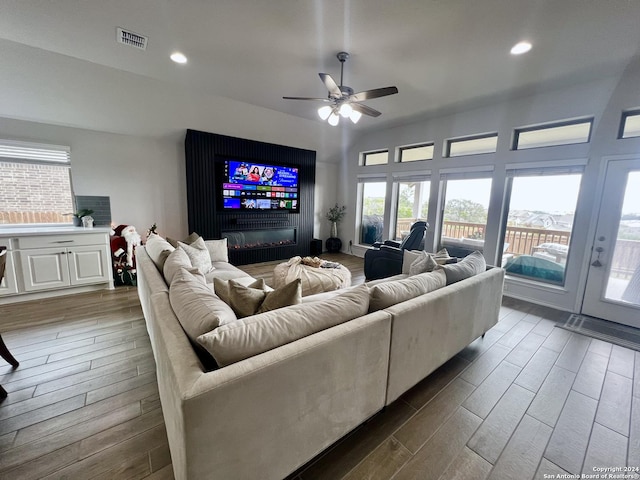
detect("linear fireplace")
[222,228,296,251]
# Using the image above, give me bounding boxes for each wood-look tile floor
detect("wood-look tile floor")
[0,253,638,479]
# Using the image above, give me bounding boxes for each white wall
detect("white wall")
[313,161,339,243]
[342,59,640,311]
[0,116,187,239]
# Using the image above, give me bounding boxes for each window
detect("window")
[393,180,430,241]
[501,167,583,285]
[362,150,388,166]
[0,140,73,225]
[619,110,640,139]
[359,181,387,245]
[399,143,434,163]
[513,119,593,150]
[446,134,498,157]
[440,177,492,253]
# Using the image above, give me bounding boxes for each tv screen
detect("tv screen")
[219,159,299,212]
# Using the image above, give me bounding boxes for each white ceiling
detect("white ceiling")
[1,0,640,135]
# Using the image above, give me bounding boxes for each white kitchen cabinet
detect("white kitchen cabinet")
[0,227,113,302]
[0,249,18,296]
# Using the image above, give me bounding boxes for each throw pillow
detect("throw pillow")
[178,237,214,275]
[169,268,237,343]
[145,233,175,271]
[227,278,302,318]
[369,270,446,312]
[205,238,229,263]
[213,277,266,305]
[257,279,302,314]
[409,251,439,275]
[402,250,423,275]
[432,248,453,265]
[196,284,370,367]
[167,232,200,249]
[228,279,268,318]
[438,250,486,285]
[163,247,192,285]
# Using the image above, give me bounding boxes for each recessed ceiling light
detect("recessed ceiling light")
[170,52,188,64]
[510,42,532,55]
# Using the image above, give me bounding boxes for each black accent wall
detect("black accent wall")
[185,129,316,265]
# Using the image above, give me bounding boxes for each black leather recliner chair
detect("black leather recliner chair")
[364,221,428,281]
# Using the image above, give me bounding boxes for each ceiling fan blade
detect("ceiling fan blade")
[349,86,398,102]
[319,73,342,98]
[352,103,382,117]
[282,96,332,102]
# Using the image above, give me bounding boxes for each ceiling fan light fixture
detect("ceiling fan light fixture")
[339,103,353,118]
[318,105,332,120]
[328,112,340,126]
[350,110,362,124]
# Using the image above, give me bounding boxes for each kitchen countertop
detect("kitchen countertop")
[0,226,112,238]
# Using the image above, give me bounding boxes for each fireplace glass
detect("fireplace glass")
[222,228,296,250]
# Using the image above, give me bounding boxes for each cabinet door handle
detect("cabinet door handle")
[60,251,68,255]
[53,240,74,244]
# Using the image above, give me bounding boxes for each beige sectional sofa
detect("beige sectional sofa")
[136,243,504,480]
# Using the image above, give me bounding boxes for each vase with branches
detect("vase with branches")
[326,203,346,239]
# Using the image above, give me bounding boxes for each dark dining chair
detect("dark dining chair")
[0,247,20,400]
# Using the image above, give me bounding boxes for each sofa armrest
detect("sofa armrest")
[383,240,401,248]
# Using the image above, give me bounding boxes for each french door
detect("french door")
[581,158,640,327]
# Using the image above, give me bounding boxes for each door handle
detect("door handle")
[591,246,603,267]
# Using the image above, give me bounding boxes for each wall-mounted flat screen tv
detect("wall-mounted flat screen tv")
[218,158,299,212]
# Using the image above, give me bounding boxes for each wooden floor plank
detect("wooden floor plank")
[486,414,552,480]
[394,378,475,454]
[341,436,412,480]
[629,396,640,469]
[594,371,632,436]
[544,390,598,474]
[608,345,635,379]
[462,361,521,419]
[554,333,590,373]
[526,366,576,427]
[503,332,546,368]
[582,422,628,476]
[572,350,609,400]
[513,346,560,393]
[466,384,535,464]
[392,407,482,480]
[458,343,511,387]
[437,446,492,480]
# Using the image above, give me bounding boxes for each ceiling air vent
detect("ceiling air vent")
[116,27,148,50]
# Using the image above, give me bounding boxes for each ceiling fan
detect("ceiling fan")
[283,52,398,126]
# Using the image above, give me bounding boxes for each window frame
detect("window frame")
[618,109,640,139]
[361,149,389,166]
[398,142,434,163]
[512,117,594,150]
[444,133,498,158]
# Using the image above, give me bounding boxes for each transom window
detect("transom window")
[0,140,73,225]
[445,134,498,158]
[399,143,434,163]
[619,110,640,139]
[362,150,389,166]
[513,119,593,150]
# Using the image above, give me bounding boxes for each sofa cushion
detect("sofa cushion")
[166,232,200,249]
[438,250,486,285]
[205,238,229,263]
[163,247,192,285]
[369,270,446,312]
[206,262,252,282]
[402,250,422,274]
[213,277,267,305]
[402,248,452,274]
[145,234,175,271]
[169,268,237,342]
[196,284,370,367]
[227,279,302,318]
[178,237,214,275]
[408,251,439,275]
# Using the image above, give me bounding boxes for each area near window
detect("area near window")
[446,133,498,158]
[0,140,73,225]
[399,143,434,163]
[513,118,593,150]
[362,150,389,166]
[393,179,430,241]
[619,110,640,139]
[439,176,492,255]
[359,181,387,245]
[501,166,583,286]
